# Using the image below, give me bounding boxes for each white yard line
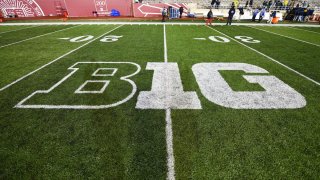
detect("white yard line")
[164,24,168,63]
[0,25,39,35]
[286,26,320,35]
[249,26,320,47]
[0,25,80,49]
[0,22,320,27]
[206,26,320,86]
[164,24,176,180]
[0,25,124,92]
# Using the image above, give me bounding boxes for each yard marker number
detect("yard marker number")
[195,36,260,43]
[60,35,123,43]
[234,36,261,43]
[70,35,94,42]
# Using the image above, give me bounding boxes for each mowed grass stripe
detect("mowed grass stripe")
[214,26,320,82]
[0,25,33,33]
[0,25,38,34]
[0,25,167,179]
[251,26,320,46]
[166,25,320,179]
[0,25,75,47]
[296,27,320,33]
[287,26,320,35]
[0,25,118,89]
[0,25,79,49]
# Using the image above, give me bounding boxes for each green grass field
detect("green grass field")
[0,23,319,179]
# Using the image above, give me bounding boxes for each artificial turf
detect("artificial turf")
[0,24,319,179]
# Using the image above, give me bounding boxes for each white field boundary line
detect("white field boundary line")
[0,25,80,49]
[249,26,320,47]
[206,26,320,86]
[0,25,124,92]
[164,24,176,180]
[0,25,39,35]
[1,22,320,27]
[286,26,320,35]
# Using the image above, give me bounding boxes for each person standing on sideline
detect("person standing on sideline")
[238,6,244,21]
[0,11,4,23]
[179,7,184,18]
[226,6,236,25]
[206,9,213,25]
[161,7,167,22]
[267,10,276,23]
[62,10,68,22]
[259,8,266,22]
[252,8,259,21]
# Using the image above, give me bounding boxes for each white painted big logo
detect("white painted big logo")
[16,62,306,109]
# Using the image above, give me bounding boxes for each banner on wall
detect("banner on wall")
[133,3,188,17]
[0,0,44,17]
[94,0,108,15]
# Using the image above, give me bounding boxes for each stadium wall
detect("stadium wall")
[0,0,132,17]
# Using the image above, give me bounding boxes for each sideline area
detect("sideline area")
[1,21,320,27]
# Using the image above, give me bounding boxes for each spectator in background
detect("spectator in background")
[263,0,268,7]
[238,6,244,21]
[259,8,266,22]
[284,0,288,8]
[245,0,249,8]
[267,0,272,11]
[206,9,213,25]
[211,0,216,8]
[216,0,221,9]
[249,0,253,8]
[302,1,307,8]
[231,2,235,8]
[252,8,259,21]
[179,7,184,18]
[226,6,236,25]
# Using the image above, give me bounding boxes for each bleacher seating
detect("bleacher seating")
[141,0,320,10]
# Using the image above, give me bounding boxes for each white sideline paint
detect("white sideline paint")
[0,25,80,49]
[164,24,175,180]
[249,26,320,47]
[166,108,175,180]
[286,26,320,35]
[164,24,168,63]
[0,25,124,92]
[0,22,320,27]
[15,62,140,109]
[193,63,306,109]
[0,25,38,35]
[206,26,320,86]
